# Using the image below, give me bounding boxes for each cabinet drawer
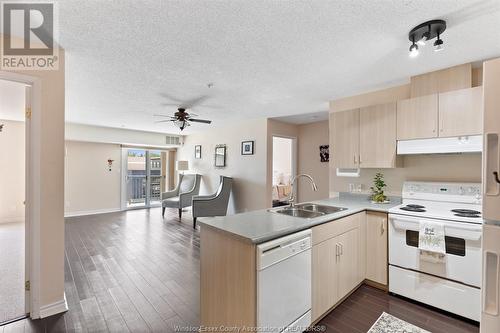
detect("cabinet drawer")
[312,212,363,246]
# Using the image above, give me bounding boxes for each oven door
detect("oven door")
[388,214,482,287]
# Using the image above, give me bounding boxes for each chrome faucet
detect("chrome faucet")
[288,174,318,207]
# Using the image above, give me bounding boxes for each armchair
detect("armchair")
[161,174,201,219]
[192,176,233,228]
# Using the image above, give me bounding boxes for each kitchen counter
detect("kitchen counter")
[198,193,401,244]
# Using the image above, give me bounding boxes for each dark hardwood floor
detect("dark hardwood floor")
[0,208,479,333]
[320,285,479,333]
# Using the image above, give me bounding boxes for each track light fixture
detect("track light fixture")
[408,20,446,57]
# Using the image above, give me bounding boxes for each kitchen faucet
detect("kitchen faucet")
[287,174,318,207]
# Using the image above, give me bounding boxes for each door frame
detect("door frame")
[0,71,42,318]
[271,135,298,205]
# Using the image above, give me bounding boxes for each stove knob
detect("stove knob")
[458,187,465,195]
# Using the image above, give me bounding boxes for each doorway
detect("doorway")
[123,148,172,209]
[0,79,29,324]
[271,136,297,207]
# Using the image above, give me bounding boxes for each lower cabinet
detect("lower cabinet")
[311,212,365,322]
[365,212,388,286]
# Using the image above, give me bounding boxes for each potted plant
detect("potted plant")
[371,172,389,203]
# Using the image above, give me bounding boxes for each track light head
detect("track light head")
[434,35,444,52]
[409,43,419,57]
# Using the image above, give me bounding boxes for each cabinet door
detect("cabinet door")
[312,238,339,321]
[397,94,438,140]
[337,229,359,300]
[366,212,388,286]
[331,109,359,168]
[359,102,397,168]
[439,86,483,137]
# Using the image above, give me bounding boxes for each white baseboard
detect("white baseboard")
[39,293,68,318]
[65,207,122,218]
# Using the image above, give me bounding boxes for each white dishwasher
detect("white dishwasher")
[257,229,312,332]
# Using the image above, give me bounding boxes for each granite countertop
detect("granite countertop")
[198,193,402,244]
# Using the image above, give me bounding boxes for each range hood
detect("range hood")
[397,135,482,155]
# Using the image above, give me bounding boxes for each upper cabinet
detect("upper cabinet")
[330,109,359,169]
[397,94,439,140]
[438,86,483,137]
[332,103,398,169]
[397,87,483,140]
[359,103,397,168]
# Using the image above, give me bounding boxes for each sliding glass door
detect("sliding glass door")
[125,149,166,208]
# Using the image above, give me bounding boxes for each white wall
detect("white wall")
[65,141,122,215]
[177,118,268,214]
[0,120,24,223]
[272,137,292,185]
[297,121,330,202]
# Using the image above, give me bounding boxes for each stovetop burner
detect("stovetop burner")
[407,204,425,209]
[451,209,481,215]
[454,213,481,218]
[400,204,426,212]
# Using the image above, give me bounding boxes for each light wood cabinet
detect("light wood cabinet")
[438,86,483,137]
[337,228,359,298]
[359,102,397,168]
[331,109,359,168]
[365,212,388,286]
[332,103,398,169]
[311,212,364,322]
[397,94,439,140]
[312,238,338,320]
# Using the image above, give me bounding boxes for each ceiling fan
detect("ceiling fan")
[154,107,212,131]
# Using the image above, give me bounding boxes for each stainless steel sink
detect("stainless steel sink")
[273,207,325,219]
[271,203,347,219]
[295,203,347,215]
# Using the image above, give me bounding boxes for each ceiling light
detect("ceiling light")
[417,26,431,46]
[434,34,444,52]
[408,20,446,57]
[409,37,419,58]
[174,120,190,131]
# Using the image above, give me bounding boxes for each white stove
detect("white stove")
[388,181,482,322]
[389,181,483,224]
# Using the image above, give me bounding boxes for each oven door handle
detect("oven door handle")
[389,216,482,240]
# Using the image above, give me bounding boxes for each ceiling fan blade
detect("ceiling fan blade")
[159,92,182,103]
[154,120,175,123]
[188,118,212,124]
[153,114,175,118]
[181,95,209,109]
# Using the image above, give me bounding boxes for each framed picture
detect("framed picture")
[195,145,201,159]
[320,145,329,162]
[215,145,226,167]
[241,140,254,155]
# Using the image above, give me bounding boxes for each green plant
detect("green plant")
[371,172,387,203]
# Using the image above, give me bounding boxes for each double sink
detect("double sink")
[271,203,347,219]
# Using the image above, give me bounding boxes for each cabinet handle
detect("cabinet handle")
[339,243,344,255]
[381,220,385,235]
[335,243,339,257]
[494,171,500,184]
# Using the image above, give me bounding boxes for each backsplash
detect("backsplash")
[330,153,482,196]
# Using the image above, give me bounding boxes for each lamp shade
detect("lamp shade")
[176,160,189,171]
